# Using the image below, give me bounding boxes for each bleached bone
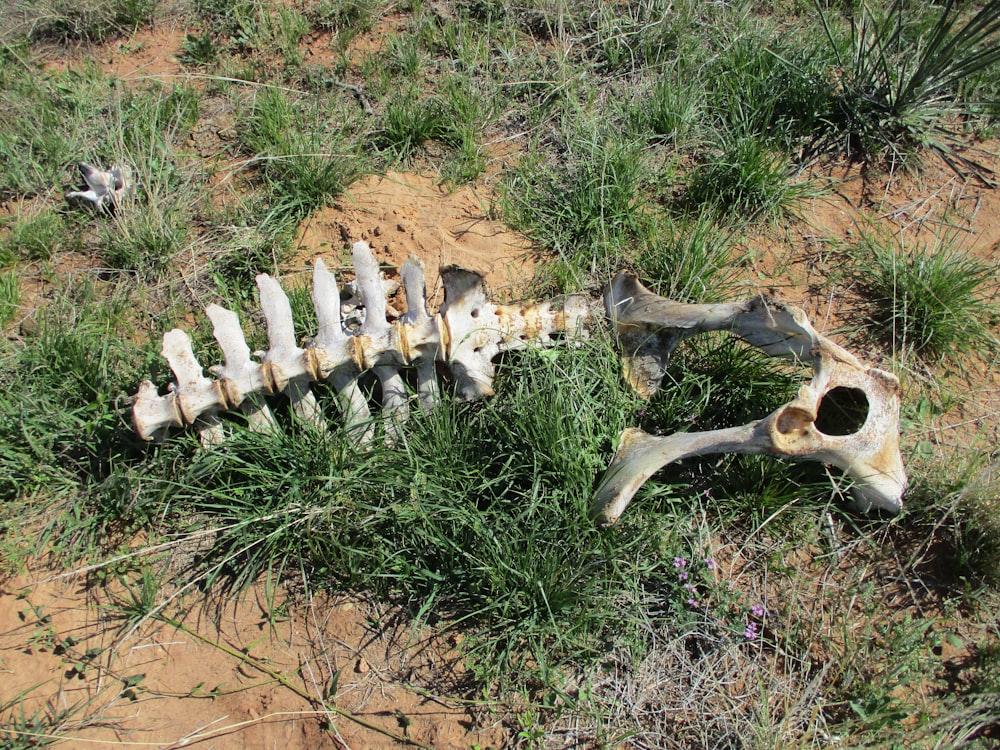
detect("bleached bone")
[441,266,593,401]
[353,242,409,439]
[66,163,136,211]
[341,276,400,326]
[157,329,225,447]
[590,273,907,526]
[132,241,593,444]
[399,256,441,413]
[311,258,374,444]
[256,273,327,431]
[131,252,906,523]
[205,304,277,433]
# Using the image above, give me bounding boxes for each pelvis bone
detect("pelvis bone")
[131,244,907,524]
[590,273,907,524]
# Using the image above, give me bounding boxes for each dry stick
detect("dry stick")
[161,615,433,750]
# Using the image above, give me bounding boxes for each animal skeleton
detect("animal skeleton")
[132,241,907,524]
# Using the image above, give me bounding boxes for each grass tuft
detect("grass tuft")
[684,133,805,220]
[849,224,999,362]
[241,88,361,222]
[502,129,649,286]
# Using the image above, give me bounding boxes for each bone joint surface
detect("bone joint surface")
[132,244,907,524]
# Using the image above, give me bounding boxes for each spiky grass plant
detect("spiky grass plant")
[817,0,1000,175]
[378,92,453,159]
[644,72,706,149]
[849,225,999,363]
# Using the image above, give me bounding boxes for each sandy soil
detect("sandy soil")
[292,171,535,304]
[1,568,504,749]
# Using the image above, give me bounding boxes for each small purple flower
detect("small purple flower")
[751,602,765,619]
[683,583,697,594]
[744,621,759,641]
[704,558,717,571]
[677,570,689,581]
[687,598,698,608]
[673,557,688,568]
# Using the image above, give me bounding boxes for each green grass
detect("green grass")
[240,87,362,222]
[849,224,1000,363]
[0,270,19,327]
[684,132,805,221]
[0,0,999,746]
[502,127,650,287]
[815,0,1000,175]
[2,211,69,262]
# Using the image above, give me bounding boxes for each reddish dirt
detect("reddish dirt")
[43,24,189,79]
[291,171,536,305]
[0,568,505,748]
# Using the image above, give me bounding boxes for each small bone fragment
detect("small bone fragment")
[205,304,276,432]
[311,258,374,444]
[256,274,326,430]
[591,273,907,525]
[353,241,409,437]
[67,163,136,211]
